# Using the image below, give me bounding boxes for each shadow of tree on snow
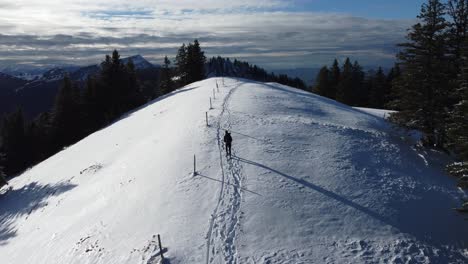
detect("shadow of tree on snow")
[0,181,77,245]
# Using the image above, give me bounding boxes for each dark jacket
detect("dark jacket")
[224,133,232,144]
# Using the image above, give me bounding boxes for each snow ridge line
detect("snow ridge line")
[206,80,244,264]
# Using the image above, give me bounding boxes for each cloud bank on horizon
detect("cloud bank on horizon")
[0,0,417,69]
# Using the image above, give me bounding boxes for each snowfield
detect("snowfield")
[1,78,467,263]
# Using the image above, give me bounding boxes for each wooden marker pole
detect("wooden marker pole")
[158,234,164,260]
[210,97,212,109]
[193,155,197,176]
[206,112,209,126]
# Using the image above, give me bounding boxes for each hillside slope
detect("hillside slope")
[1,78,466,263]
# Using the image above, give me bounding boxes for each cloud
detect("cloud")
[0,0,413,69]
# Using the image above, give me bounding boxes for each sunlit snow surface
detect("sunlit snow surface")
[1,78,466,263]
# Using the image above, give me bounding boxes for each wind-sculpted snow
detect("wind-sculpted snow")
[0,78,466,263]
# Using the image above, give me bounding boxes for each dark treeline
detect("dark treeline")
[206,56,306,90]
[313,58,401,108]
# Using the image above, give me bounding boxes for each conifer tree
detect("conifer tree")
[0,108,27,175]
[369,67,387,108]
[98,50,143,120]
[125,59,145,110]
[351,61,366,106]
[50,76,82,150]
[160,56,174,94]
[28,112,52,163]
[175,40,206,85]
[336,58,354,104]
[99,54,116,120]
[329,59,341,99]
[83,75,105,132]
[390,0,451,147]
[110,50,126,116]
[447,0,468,69]
[447,38,468,177]
[51,76,70,146]
[313,66,331,97]
[175,44,188,85]
[188,39,206,83]
[386,64,401,109]
[0,152,6,183]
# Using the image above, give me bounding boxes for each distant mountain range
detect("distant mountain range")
[0,55,159,119]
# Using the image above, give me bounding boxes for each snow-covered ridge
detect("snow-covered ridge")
[1,78,466,263]
[40,68,69,82]
[0,71,25,81]
[0,66,46,81]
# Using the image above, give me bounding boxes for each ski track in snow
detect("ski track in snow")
[206,80,245,264]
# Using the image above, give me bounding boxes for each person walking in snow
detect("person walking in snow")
[223,130,233,157]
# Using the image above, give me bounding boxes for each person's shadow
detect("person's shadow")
[232,155,467,249]
[233,156,392,225]
[146,248,171,264]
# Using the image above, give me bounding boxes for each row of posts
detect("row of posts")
[199,77,224,176]
[206,78,223,126]
[160,78,225,262]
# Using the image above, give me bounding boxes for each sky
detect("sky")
[0,0,427,70]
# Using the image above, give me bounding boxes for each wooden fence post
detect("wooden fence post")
[193,155,197,176]
[206,112,209,126]
[158,234,164,260]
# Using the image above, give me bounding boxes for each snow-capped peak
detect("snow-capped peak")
[40,67,68,82]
